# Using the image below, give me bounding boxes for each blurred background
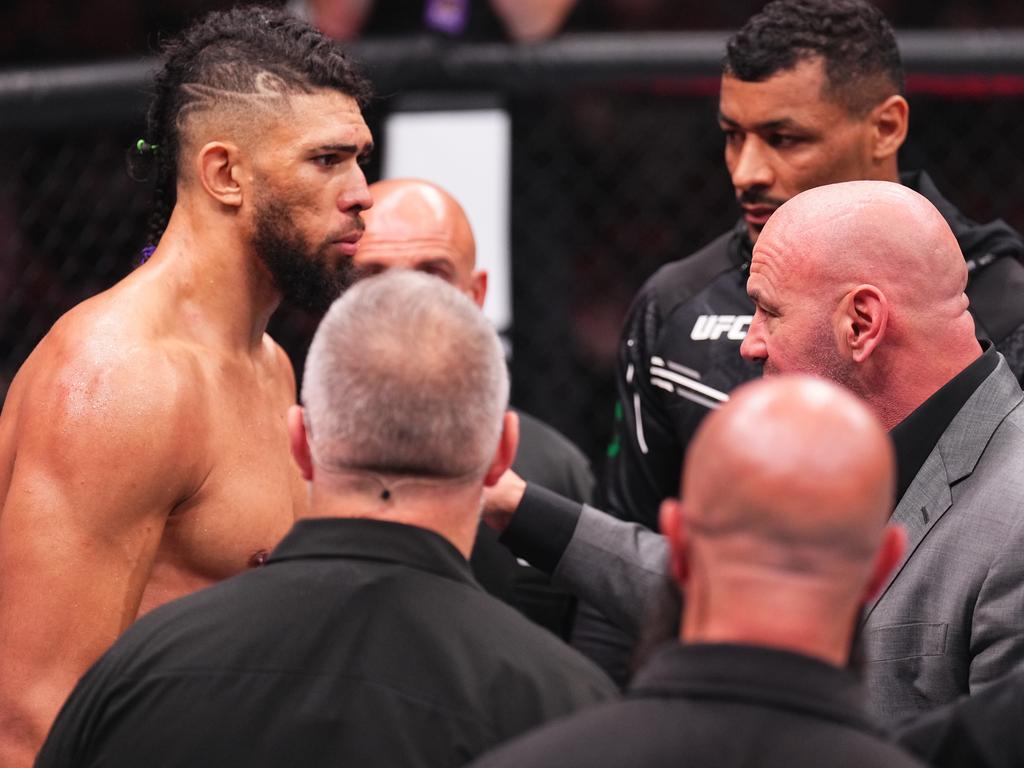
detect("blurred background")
[3,0,1024,473]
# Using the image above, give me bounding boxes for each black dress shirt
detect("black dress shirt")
[469,643,927,768]
[889,342,996,502]
[37,518,615,768]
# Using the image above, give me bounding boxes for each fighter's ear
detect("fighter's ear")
[659,498,689,585]
[837,284,889,363]
[868,94,908,162]
[196,140,245,208]
[288,405,314,481]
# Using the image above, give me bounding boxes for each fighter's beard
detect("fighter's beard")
[252,200,356,315]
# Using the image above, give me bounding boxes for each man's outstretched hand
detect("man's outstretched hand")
[481,470,527,533]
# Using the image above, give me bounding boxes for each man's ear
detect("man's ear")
[288,404,314,481]
[196,141,245,208]
[862,524,906,604]
[484,410,519,486]
[869,94,909,162]
[469,269,488,310]
[659,498,689,586]
[837,285,889,363]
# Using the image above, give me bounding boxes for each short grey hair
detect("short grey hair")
[301,270,509,478]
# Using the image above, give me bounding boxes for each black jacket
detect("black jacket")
[37,518,615,768]
[605,170,1024,530]
[469,643,927,768]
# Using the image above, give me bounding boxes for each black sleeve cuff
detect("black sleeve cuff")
[498,483,583,575]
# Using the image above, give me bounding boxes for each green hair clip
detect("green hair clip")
[135,139,159,153]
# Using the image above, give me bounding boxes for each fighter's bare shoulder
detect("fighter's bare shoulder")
[2,294,210,513]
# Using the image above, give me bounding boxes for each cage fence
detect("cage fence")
[3,34,1024,472]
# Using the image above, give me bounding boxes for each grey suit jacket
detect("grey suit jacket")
[862,357,1024,721]
[547,357,1024,723]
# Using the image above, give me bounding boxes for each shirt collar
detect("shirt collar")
[731,218,754,272]
[889,341,998,504]
[266,517,480,589]
[630,643,876,733]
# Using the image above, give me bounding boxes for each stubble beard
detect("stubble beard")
[762,320,866,399]
[802,323,866,399]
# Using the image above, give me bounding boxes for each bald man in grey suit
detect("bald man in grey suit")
[485,181,1024,725]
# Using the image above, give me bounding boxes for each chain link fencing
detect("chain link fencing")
[3,34,1024,472]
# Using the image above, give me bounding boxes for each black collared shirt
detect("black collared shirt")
[38,518,615,768]
[889,342,997,503]
[469,643,926,767]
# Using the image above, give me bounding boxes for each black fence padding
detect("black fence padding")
[3,34,1024,474]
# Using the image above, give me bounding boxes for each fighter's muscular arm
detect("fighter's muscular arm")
[0,343,203,767]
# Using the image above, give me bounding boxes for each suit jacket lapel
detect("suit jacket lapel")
[861,358,1023,624]
[861,455,951,622]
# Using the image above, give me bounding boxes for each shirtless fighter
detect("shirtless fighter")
[0,8,373,764]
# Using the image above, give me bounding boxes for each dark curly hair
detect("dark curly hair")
[140,5,372,248]
[725,0,903,115]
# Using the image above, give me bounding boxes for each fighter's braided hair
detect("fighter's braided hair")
[725,0,904,115]
[142,5,372,248]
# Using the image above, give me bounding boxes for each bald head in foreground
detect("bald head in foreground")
[471,376,925,768]
[37,272,614,768]
[663,376,902,668]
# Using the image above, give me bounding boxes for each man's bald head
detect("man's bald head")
[741,181,981,428]
[662,375,904,665]
[758,181,968,317]
[357,179,485,306]
[682,375,894,566]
